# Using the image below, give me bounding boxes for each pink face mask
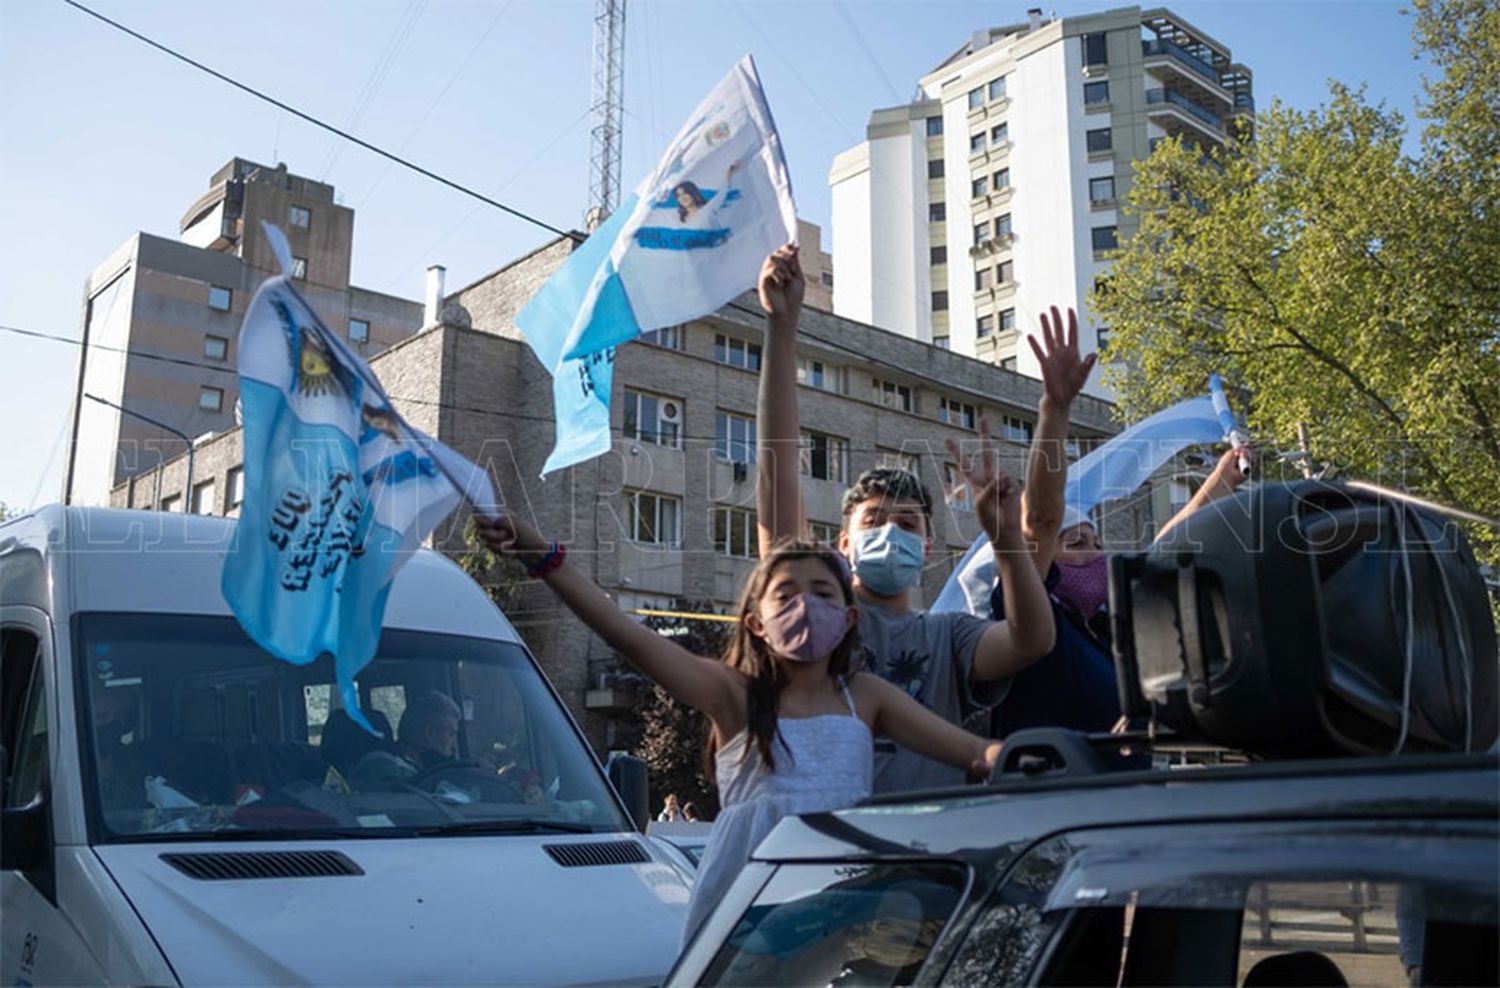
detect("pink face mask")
[1053,555,1110,618]
[760,593,852,663]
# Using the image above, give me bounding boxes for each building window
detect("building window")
[800,430,850,483]
[928,158,945,179]
[349,318,370,343]
[1090,176,1116,203]
[809,520,841,544]
[1092,225,1119,253]
[1086,128,1113,153]
[930,245,947,266]
[713,506,758,559]
[933,336,950,350]
[988,76,1007,101]
[1097,327,1113,352]
[976,267,993,291]
[203,335,228,361]
[932,290,949,311]
[940,397,977,430]
[291,256,308,280]
[227,466,245,511]
[798,357,842,393]
[974,222,991,246]
[715,410,757,465]
[990,122,1009,145]
[714,333,762,371]
[622,389,683,448]
[1001,356,1018,371]
[971,176,988,199]
[191,479,216,516]
[627,491,680,547]
[993,167,1010,190]
[1084,80,1110,105]
[641,325,685,349]
[207,285,232,311]
[997,259,1015,284]
[289,205,312,228]
[969,131,987,155]
[821,270,834,288]
[929,202,946,222]
[1083,31,1108,67]
[926,116,943,136]
[199,386,223,412]
[876,379,913,412]
[1003,415,1035,443]
[977,314,994,336]
[877,449,920,475]
[1000,308,1017,331]
[995,213,1013,238]
[161,494,182,513]
[968,87,984,111]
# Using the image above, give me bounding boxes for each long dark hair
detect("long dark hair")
[704,539,861,778]
[672,181,707,221]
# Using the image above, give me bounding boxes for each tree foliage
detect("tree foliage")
[632,603,731,818]
[1093,0,1499,569]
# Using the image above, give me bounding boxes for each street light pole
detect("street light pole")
[83,393,194,510]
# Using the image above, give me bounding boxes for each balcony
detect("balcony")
[1142,38,1222,89]
[1146,88,1223,138]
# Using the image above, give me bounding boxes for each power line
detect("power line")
[59,0,577,243]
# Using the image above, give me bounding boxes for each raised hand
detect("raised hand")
[474,513,548,559]
[945,417,1023,548]
[1026,305,1097,408]
[757,244,804,326]
[970,740,1003,781]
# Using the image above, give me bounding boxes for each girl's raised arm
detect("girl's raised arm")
[855,673,1001,781]
[476,515,742,727]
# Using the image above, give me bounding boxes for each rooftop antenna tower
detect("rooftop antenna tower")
[586,0,626,232]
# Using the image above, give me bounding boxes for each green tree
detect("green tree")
[456,516,527,612]
[631,602,731,818]
[1093,1,1499,568]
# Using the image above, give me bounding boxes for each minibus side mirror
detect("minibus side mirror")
[1,798,48,873]
[606,753,651,832]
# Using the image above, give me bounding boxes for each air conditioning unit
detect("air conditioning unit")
[661,402,680,422]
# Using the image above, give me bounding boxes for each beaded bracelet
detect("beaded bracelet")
[526,541,566,579]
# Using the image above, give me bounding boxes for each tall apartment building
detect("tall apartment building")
[111,225,1145,751]
[64,158,424,509]
[829,5,1252,394]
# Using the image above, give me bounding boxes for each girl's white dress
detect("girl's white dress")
[681,685,873,944]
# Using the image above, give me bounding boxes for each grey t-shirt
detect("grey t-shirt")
[859,602,1006,793]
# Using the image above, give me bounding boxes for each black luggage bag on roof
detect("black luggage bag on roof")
[1110,481,1497,759]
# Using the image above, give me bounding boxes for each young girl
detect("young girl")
[474,518,1004,944]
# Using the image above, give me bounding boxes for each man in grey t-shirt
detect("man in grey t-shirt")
[860,598,1005,791]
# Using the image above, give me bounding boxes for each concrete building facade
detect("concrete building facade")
[65,158,424,509]
[111,230,1161,753]
[829,5,1252,393]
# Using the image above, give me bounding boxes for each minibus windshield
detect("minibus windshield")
[77,612,631,839]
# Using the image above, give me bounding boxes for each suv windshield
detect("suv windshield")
[79,612,630,839]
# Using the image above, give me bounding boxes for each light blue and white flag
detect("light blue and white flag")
[222,224,495,732]
[517,54,797,474]
[933,379,1238,616]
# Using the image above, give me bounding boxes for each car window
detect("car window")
[940,823,1498,987]
[77,612,631,839]
[6,645,46,809]
[700,862,968,986]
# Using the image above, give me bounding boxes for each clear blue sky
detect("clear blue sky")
[0,0,1430,512]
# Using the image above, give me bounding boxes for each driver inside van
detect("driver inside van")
[349,691,461,788]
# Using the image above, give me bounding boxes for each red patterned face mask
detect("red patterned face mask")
[1053,555,1109,618]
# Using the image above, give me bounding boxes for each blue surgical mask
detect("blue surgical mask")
[850,523,925,596]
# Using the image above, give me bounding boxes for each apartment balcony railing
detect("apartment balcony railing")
[1141,38,1221,88]
[1146,88,1223,131]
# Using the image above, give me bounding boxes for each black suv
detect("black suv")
[668,744,1498,986]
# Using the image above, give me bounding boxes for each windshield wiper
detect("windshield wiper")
[411,819,598,836]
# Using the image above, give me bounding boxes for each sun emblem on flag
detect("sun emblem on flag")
[296,330,343,397]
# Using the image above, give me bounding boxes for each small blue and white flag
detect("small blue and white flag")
[933,379,1239,616]
[222,224,495,732]
[517,54,797,474]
